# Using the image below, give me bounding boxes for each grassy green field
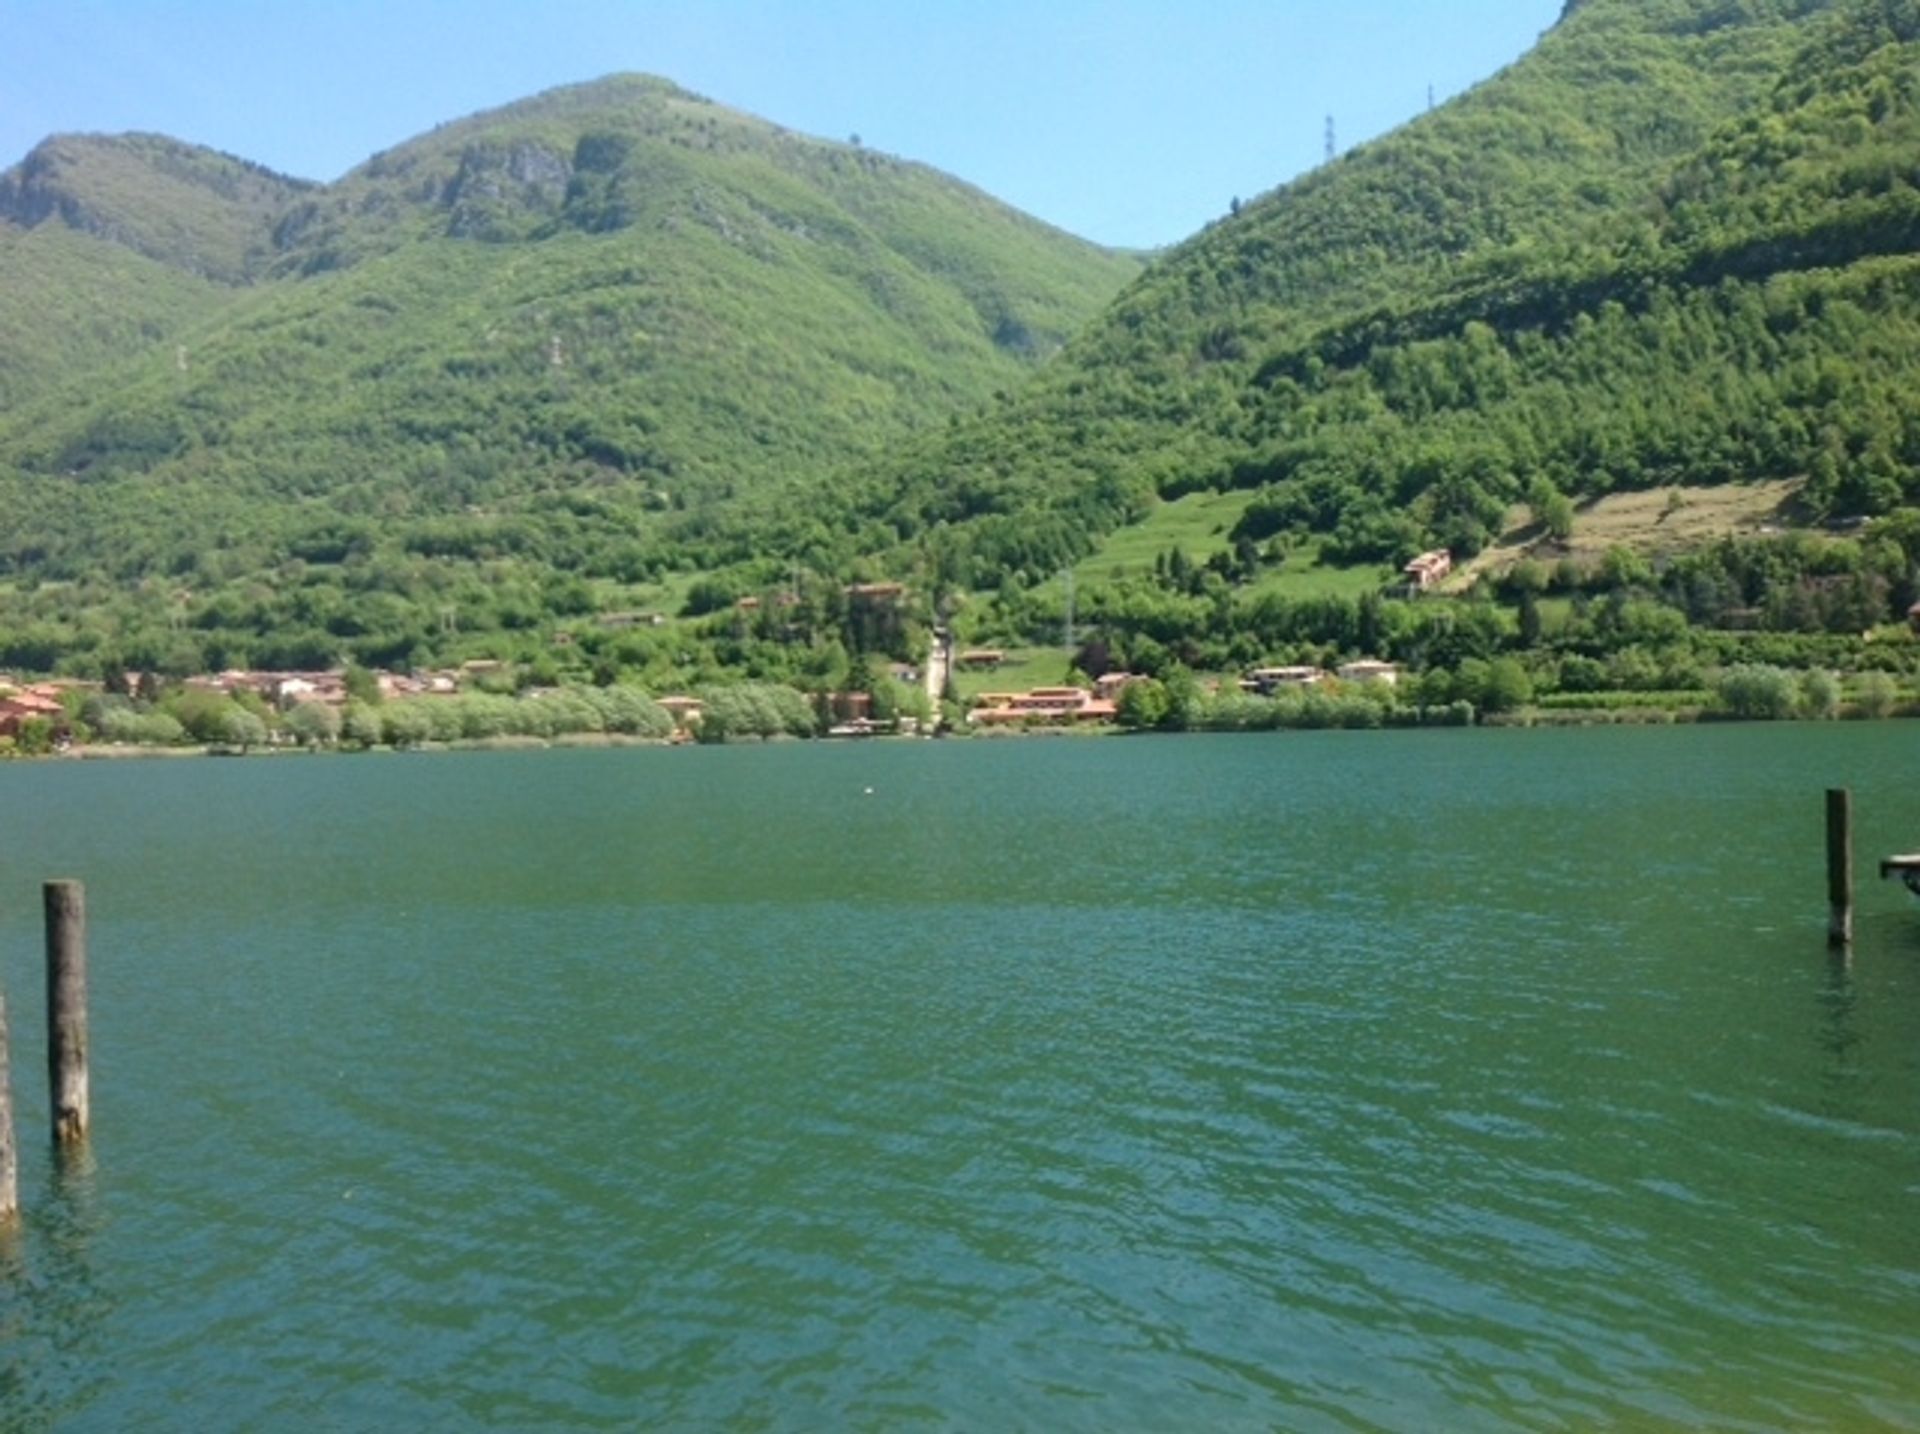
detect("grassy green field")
[947,645,1073,702]
[1065,492,1391,604]
[1242,548,1393,602]
[1070,490,1257,585]
[1535,596,1577,633]
[617,571,700,621]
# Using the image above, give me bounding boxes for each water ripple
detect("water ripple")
[0,731,1917,1428]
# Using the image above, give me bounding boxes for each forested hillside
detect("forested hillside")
[0,134,306,405]
[3,1,1919,710]
[834,0,1919,590]
[826,0,1920,723]
[0,76,1138,675]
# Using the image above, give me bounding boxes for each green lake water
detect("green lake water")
[0,724,1917,1430]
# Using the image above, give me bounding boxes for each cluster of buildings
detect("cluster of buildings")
[184,669,353,706]
[9,638,1408,747]
[0,666,511,741]
[963,660,1402,725]
[968,673,1140,725]
[2,662,927,747]
[0,662,536,729]
[175,664,509,708]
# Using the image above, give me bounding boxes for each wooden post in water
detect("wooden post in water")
[45,880,89,1146]
[0,979,17,1223]
[1827,788,1853,949]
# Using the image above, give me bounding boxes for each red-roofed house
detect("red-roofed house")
[0,689,67,739]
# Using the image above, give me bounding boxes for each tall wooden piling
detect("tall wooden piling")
[1827,788,1853,948]
[0,981,17,1223]
[45,880,89,1146]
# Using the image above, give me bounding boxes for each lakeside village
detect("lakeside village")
[4,549,1919,756]
[0,655,1413,756]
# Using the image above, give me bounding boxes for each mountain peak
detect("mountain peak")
[0,131,310,282]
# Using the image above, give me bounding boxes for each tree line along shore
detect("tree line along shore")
[0,650,1910,760]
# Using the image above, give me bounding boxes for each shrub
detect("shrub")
[1853,670,1899,719]
[1713,664,1799,720]
[285,701,341,747]
[1799,669,1841,720]
[342,702,384,748]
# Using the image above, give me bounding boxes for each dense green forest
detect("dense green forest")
[0,75,1137,682]
[843,0,1920,708]
[838,0,1920,583]
[2,0,1919,721]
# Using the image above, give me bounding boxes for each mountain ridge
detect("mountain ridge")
[820,0,1917,591]
[0,72,1142,676]
[0,131,312,281]
[3,6,1918,699]
[0,132,314,406]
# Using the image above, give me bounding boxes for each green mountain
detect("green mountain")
[0,133,307,405]
[6,2,1920,698]
[0,75,1138,672]
[840,0,1919,593]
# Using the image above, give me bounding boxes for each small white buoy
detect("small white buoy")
[863,786,875,795]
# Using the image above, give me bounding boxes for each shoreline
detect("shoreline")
[3,705,1909,765]
[47,731,683,763]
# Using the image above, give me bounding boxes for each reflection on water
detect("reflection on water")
[1818,958,1860,1059]
[1812,958,1873,1148]
[1,1143,110,1427]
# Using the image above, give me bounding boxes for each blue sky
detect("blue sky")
[2,1,1562,249]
